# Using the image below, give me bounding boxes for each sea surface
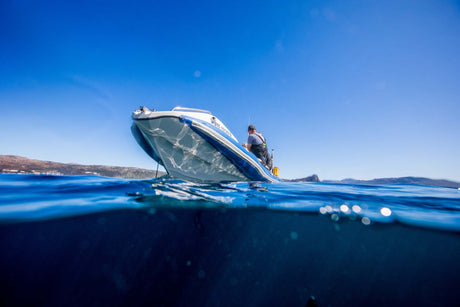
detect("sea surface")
[0,174,459,306]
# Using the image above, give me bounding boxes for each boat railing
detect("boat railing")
[172,107,212,115]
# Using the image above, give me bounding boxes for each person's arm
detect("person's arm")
[242,143,252,151]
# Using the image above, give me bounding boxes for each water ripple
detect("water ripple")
[0,174,459,231]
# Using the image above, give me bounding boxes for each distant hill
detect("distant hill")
[0,155,165,179]
[284,174,320,183]
[323,177,460,189]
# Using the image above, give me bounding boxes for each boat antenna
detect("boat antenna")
[155,162,159,178]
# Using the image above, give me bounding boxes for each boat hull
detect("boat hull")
[132,110,278,183]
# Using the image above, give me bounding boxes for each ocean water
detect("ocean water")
[0,174,459,306]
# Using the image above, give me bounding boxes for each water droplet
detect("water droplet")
[361,217,371,226]
[331,214,340,222]
[380,207,392,217]
[340,204,350,213]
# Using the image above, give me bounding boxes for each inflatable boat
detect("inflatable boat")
[131,106,279,183]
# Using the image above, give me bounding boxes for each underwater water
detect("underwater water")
[0,174,459,306]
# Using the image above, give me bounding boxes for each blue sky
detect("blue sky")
[0,0,459,181]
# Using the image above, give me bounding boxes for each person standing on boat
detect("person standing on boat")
[243,125,273,170]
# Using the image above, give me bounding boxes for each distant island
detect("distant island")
[283,175,459,188]
[323,177,460,189]
[284,175,320,183]
[0,155,165,179]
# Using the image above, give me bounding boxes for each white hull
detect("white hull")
[134,116,247,182]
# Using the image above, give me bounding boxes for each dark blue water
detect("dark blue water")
[1,174,459,306]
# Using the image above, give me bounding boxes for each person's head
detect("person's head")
[248,125,256,134]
